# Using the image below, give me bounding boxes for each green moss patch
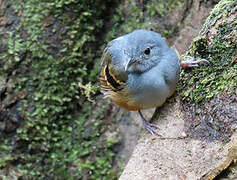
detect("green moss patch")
[105,0,186,42]
[178,0,237,142]
[0,0,120,179]
[179,10,237,103]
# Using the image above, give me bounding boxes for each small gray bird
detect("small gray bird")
[100,29,207,135]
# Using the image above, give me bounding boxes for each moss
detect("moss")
[1,0,234,178]
[105,0,186,42]
[178,0,237,103]
[201,0,237,34]
[188,36,210,58]
[0,0,119,179]
[146,0,185,17]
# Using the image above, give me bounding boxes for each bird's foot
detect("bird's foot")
[138,110,162,136]
[142,119,162,136]
[181,56,209,69]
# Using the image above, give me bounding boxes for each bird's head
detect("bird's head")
[108,29,170,74]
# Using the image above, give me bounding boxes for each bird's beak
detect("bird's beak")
[125,58,136,72]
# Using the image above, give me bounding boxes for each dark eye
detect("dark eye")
[144,47,150,55]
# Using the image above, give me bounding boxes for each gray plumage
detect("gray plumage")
[102,29,180,110]
[100,29,208,135]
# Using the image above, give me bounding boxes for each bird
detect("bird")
[99,29,208,136]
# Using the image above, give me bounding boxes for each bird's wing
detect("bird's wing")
[100,46,128,94]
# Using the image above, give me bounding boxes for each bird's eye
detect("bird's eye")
[144,47,150,55]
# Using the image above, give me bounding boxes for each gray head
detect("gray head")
[108,29,170,74]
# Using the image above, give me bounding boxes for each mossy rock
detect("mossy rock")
[178,0,237,141]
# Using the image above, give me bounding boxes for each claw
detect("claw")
[181,56,209,69]
[143,119,163,136]
[138,110,163,136]
[148,122,161,129]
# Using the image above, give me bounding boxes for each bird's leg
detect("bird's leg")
[180,56,209,69]
[151,106,160,121]
[138,110,162,136]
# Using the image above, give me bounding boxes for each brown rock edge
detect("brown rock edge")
[119,99,237,179]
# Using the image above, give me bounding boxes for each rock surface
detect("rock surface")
[119,98,237,179]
